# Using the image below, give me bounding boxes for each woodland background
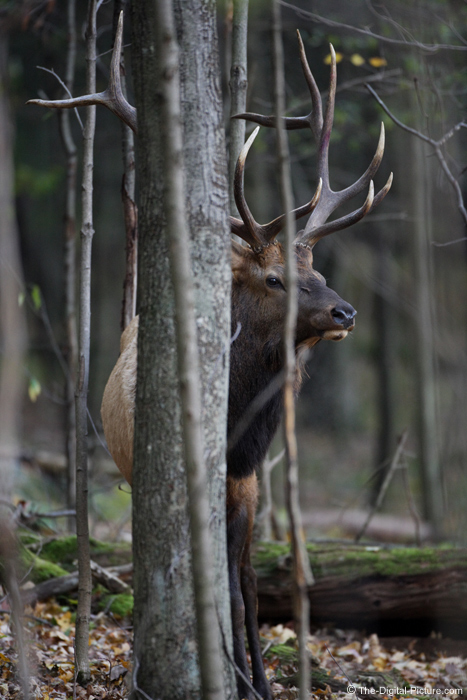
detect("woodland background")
[1,0,467,551]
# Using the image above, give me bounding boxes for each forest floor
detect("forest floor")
[1,599,467,699]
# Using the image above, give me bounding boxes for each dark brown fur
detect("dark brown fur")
[225,239,355,699]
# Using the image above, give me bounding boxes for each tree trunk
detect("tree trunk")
[130,1,234,698]
[74,0,97,684]
[412,122,443,537]
[228,0,248,218]
[371,231,397,504]
[0,26,29,700]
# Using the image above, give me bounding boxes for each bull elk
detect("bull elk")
[29,17,391,700]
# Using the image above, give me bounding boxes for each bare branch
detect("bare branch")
[273,5,313,700]
[356,430,409,542]
[279,0,467,53]
[36,65,83,131]
[367,83,467,228]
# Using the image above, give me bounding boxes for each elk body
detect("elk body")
[30,20,391,700]
[101,43,391,700]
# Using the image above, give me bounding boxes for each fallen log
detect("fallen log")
[253,542,467,636]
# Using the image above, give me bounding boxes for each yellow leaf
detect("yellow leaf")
[369,57,387,67]
[324,52,343,64]
[28,378,41,403]
[350,53,365,66]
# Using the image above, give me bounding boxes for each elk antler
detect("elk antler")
[27,12,137,134]
[230,126,322,249]
[233,34,393,249]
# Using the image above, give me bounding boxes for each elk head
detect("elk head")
[229,38,392,359]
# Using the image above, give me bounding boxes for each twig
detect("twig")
[74,0,97,685]
[257,448,285,540]
[112,1,138,331]
[226,371,286,453]
[217,608,265,700]
[278,1,467,53]
[356,429,409,542]
[432,236,467,247]
[366,83,467,230]
[400,453,422,547]
[324,643,356,692]
[273,5,313,700]
[36,65,84,130]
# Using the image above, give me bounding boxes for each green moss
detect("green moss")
[20,548,68,583]
[266,643,298,664]
[252,541,467,582]
[99,593,134,618]
[25,535,131,569]
[39,536,79,565]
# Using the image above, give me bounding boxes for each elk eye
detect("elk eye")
[266,276,283,289]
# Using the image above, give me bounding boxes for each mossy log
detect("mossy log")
[18,534,467,633]
[253,542,467,634]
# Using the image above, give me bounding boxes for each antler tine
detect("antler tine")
[261,178,322,240]
[232,31,324,138]
[336,122,386,206]
[230,127,322,247]
[303,172,393,248]
[296,30,323,140]
[231,127,265,247]
[27,12,137,133]
[232,35,392,247]
[317,44,337,191]
[301,122,388,239]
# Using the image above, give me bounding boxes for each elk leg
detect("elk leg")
[227,503,254,700]
[241,540,272,700]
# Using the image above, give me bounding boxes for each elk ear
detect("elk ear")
[231,239,250,281]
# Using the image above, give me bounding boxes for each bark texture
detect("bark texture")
[74,0,97,684]
[228,0,248,217]
[272,5,313,698]
[253,542,467,633]
[130,1,234,698]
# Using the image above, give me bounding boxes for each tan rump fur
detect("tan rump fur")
[101,315,139,485]
[226,473,258,526]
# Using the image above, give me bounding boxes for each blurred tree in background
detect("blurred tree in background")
[2,0,467,543]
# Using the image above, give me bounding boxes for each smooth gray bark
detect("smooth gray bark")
[228,0,249,217]
[272,4,313,699]
[131,1,234,698]
[112,0,137,331]
[74,0,97,684]
[59,0,78,527]
[412,132,443,537]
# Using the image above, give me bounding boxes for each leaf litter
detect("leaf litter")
[1,602,467,698]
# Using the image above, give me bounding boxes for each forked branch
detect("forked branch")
[367,82,467,231]
[27,12,137,134]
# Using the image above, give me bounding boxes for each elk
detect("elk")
[29,19,391,700]
[101,42,391,700]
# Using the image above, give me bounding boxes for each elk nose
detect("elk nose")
[331,303,356,329]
